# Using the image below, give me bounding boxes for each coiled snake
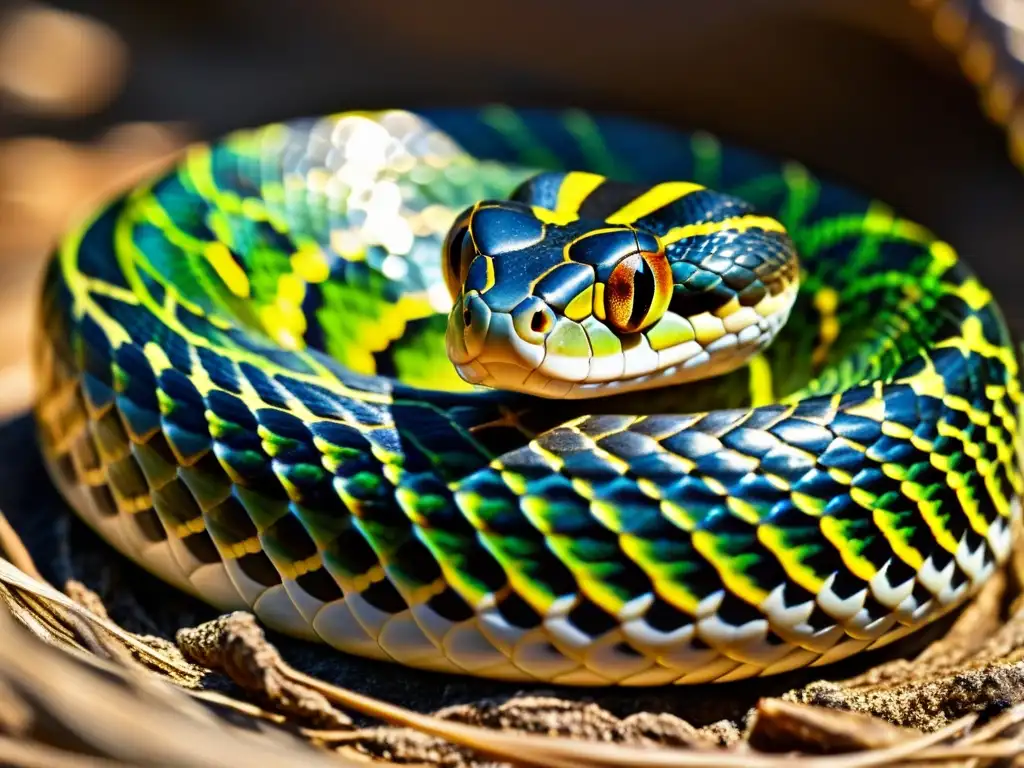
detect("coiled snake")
[32,3,1024,685]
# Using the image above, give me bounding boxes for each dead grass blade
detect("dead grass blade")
[0,596,361,767]
[0,556,198,680]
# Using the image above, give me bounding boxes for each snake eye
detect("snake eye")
[442,209,476,300]
[605,247,672,333]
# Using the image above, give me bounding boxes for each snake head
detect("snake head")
[443,174,800,399]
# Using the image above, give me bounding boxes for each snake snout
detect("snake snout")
[447,291,489,365]
[447,291,548,387]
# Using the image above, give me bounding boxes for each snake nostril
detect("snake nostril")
[463,306,473,328]
[531,310,551,334]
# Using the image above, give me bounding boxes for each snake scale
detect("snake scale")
[31,2,1024,686]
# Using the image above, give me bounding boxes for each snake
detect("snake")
[30,2,1024,686]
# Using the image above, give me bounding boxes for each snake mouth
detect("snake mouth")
[450,280,798,399]
[456,308,791,398]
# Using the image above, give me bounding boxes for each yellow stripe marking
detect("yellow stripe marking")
[81,278,140,304]
[693,529,769,605]
[873,508,924,570]
[204,242,250,298]
[500,470,528,496]
[819,517,877,582]
[661,500,698,532]
[593,283,607,321]
[845,396,886,422]
[811,287,840,367]
[532,206,575,226]
[553,171,605,219]
[291,245,330,283]
[726,496,760,524]
[564,285,594,321]
[958,278,992,311]
[757,528,827,593]
[661,215,787,246]
[142,342,173,375]
[605,181,704,225]
[916,498,961,555]
[747,354,774,407]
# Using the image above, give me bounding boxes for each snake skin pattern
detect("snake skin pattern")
[32,9,1024,685]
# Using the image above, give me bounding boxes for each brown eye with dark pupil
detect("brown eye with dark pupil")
[606,247,672,333]
[629,256,656,329]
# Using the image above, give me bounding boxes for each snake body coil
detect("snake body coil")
[33,104,1023,686]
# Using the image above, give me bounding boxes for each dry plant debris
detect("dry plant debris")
[178,612,354,730]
